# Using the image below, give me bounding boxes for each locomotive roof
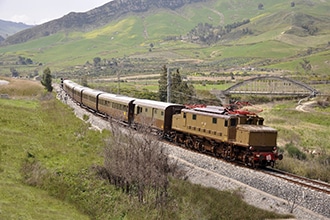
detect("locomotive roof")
[134,99,185,110]
[181,108,234,119]
[236,124,277,133]
[192,105,227,114]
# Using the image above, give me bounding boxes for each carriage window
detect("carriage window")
[137,106,142,114]
[161,111,164,116]
[212,118,217,124]
[224,120,228,127]
[192,114,197,120]
[154,109,157,114]
[183,113,186,118]
[145,108,148,112]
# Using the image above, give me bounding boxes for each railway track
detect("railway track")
[262,168,330,195]
[74,95,330,196]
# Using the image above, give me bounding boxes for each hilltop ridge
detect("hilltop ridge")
[3,0,206,45]
[0,20,33,41]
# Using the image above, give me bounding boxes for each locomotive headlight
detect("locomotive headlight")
[249,146,254,151]
[273,146,277,152]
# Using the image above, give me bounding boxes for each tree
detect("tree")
[41,67,53,92]
[158,66,196,104]
[93,57,101,66]
[10,67,19,77]
[158,65,168,102]
[299,59,312,74]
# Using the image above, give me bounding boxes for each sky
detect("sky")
[0,0,112,25]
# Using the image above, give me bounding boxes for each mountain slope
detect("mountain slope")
[3,0,207,45]
[0,20,33,40]
[0,0,329,76]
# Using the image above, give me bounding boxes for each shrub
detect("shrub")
[285,142,306,160]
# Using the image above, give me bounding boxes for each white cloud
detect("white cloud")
[10,14,33,24]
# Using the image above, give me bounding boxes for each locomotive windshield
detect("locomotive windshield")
[225,118,237,127]
[230,118,237,126]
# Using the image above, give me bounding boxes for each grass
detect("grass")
[0,78,293,219]
[259,99,330,182]
[0,99,91,219]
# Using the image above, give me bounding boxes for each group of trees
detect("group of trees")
[17,56,33,65]
[158,65,196,104]
[187,20,251,45]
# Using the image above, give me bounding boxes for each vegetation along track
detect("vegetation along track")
[263,168,330,195]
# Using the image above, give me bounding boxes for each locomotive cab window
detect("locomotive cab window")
[230,118,237,126]
[183,113,186,119]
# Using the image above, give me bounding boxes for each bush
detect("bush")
[285,142,307,160]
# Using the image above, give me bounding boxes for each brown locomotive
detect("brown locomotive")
[171,105,282,167]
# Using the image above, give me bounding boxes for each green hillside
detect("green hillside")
[0,0,329,78]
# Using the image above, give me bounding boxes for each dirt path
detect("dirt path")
[296,100,317,113]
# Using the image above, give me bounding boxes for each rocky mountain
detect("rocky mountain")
[0,20,33,41]
[3,0,206,45]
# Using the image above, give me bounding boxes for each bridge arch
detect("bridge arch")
[223,75,318,97]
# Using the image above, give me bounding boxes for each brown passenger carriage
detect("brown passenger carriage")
[133,99,185,135]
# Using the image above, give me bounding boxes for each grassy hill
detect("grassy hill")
[0,0,329,79]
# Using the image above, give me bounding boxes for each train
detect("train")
[62,79,283,167]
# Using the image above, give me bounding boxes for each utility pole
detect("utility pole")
[167,67,171,103]
[117,70,120,94]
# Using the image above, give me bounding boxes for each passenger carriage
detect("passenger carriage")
[98,94,135,125]
[63,80,86,104]
[133,99,185,135]
[81,89,103,111]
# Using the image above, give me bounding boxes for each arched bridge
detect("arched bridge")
[213,76,318,104]
[223,75,318,97]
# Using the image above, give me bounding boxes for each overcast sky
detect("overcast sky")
[0,0,112,25]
